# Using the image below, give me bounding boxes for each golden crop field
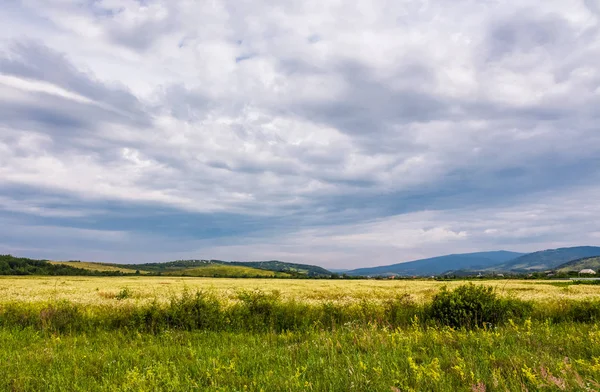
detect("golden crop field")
[1,276,598,305]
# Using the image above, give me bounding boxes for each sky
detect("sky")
[1,0,600,269]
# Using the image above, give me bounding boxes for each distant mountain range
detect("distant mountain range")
[344,246,600,277]
[4,245,600,278]
[345,251,523,276]
[491,247,600,272]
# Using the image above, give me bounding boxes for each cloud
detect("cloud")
[0,0,599,266]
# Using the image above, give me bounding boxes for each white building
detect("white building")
[579,269,597,275]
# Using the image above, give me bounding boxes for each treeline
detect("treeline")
[0,255,125,276]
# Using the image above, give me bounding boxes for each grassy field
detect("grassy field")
[3,323,600,391]
[1,276,600,391]
[1,276,600,305]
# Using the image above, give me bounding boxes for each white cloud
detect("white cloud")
[0,0,599,265]
[187,186,600,268]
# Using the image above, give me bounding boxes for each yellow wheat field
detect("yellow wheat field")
[1,276,599,306]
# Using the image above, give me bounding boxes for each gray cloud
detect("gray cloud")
[0,42,147,118]
[0,0,599,266]
[486,14,569,61]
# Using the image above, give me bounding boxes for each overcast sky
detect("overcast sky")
[1,0,600,268]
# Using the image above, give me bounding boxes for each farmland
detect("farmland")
[1,276,600,391]
[2,276,600,305]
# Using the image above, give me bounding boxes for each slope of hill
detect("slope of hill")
[49,261,145,274]
[495,246,600,272]
[556,256,600,273]
[345,251,523,277]
[229,260,332,277]
[0,255,125,276]
[111,259,214,274]
[163,264,290,278]
[113,259,332,277]
[1,256,332,278]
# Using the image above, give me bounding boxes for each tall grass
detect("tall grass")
[2,322,600,391]
[1,284,599,333]
[2,284,600,391]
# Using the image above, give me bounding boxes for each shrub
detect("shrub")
[427,284,530,329]
[116,287,132,300]
[233,290,282,331]
[165,290,223,330]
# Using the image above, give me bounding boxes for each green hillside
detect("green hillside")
[1,256,330,278]
[111,259,214,274]
[229,260,332,277]
[116,259,332,277]
[0,255,125,276]
[163,264,290,278]
[49,261,145,274]
[556,256,600,273]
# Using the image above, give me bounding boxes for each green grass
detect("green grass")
[2,285,600,334]
[2,323,600,391]
[2,283,600,391]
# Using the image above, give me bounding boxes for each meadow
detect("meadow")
[3,276,600,305]
[1,276,600,391]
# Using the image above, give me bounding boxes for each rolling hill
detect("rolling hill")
[345,251,523,277]
[492,246,600,272]
[555,256,600,273]
[0,255,126,276]
[163,264,290,278]
[228,260,332,277]
[110,259,333,277]
[49,261,145,274]
[1,255,331,278]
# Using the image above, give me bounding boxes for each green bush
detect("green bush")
[165,290,223,331]
[115,287,132,300]
[427,284,531,329]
